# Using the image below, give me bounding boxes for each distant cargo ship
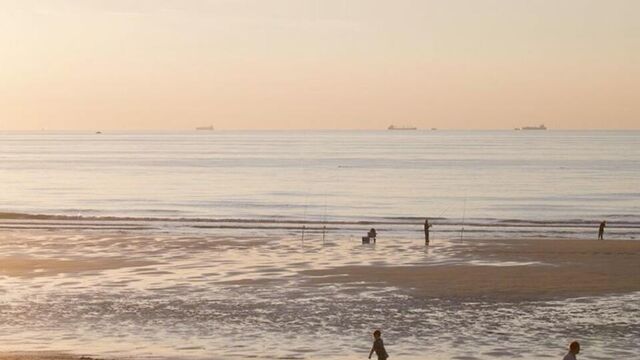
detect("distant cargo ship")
[388,125,417,130]
[521,124,547,130]
[196,125,214,131]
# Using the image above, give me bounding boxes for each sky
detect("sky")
[0,0,638,130]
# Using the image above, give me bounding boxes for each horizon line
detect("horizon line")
[1,128,640,132]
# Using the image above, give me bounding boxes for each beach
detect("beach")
[0,353,95,360]
[304,239,640,301]
[1,227,639,360]
[5,236,636,300]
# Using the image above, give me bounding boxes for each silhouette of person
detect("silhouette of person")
[368,228,377,243]
[563,341,580,360]
[368,329,389,360]
[424,218,432,245]
[598,221,606,240]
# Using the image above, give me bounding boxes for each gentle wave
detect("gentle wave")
[1,211,639,240]
[2,211,640,226]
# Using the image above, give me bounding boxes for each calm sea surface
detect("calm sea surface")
[1,130,639,238]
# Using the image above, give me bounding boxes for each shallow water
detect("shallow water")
[0,228,638,359]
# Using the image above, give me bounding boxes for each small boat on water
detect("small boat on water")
[388,125,417,130]
[196,125,214,131]
[521,124,547,130]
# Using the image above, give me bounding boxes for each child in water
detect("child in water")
[368,330,389,360]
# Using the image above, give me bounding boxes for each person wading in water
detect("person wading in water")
[424,218,432,245]
[598,221,606,240]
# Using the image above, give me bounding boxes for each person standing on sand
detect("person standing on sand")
[563,341,580,360]
[368,330,389,360]
[598,221,606,240]
[424,218,432,245]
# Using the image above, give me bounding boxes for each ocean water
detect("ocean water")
[1,130,640,359]
[1,130,639,239]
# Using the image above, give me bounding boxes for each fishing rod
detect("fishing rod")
[423,204,451,238]
[460,197,467,241]
[436,203,452,219]
[299,129,310,245]
[322,194,327,245]
[301,190,309,244]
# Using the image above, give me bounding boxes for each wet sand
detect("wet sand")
[0,353,100,360]
[303,239,640,301]
[0,257,155,278]
[1,233,639,359]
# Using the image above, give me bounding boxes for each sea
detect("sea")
[0,130,639,360]
[1,130,639,238]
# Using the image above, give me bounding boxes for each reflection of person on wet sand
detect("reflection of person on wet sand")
[563,341,580,360]
[598,221,606,240]
[424,218,432,245]
[368,329,389,360]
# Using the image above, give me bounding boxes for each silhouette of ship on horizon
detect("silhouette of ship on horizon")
[518,124,547,130]
[388,125,417,130]
[196,125,214,131]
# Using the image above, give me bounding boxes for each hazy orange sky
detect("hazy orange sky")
[1,0,638,130]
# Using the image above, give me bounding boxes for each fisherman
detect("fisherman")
[598,221,606,240]
[368,329,389,360]
[563,341,580,360]
[424,218,432,245]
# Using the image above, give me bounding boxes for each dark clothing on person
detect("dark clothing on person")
[368,228,377,243]
[598,221,606,240]
[372,338,389,360]
[424,219,432,245]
